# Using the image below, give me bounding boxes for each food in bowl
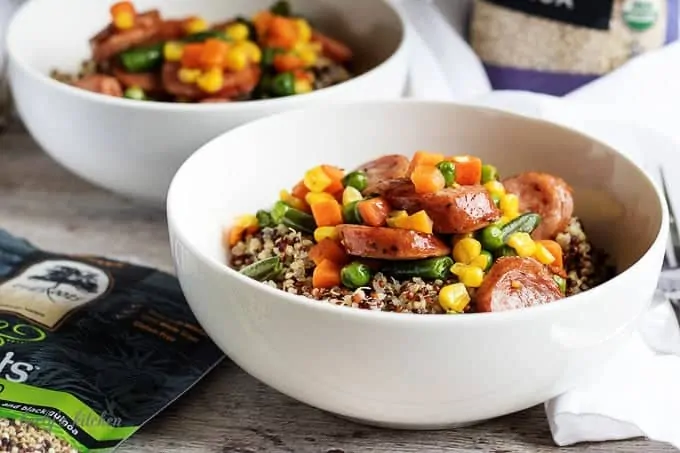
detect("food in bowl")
[50,0,353,102]
[225,151,615,314]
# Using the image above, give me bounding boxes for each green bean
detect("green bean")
[271,72,295,96]
[478,224,504,251]
[239,256,283,281]
[342,201,363,224]
[381,256,454,280]
[553,274,567,294]
[118,44,163,73]
[271,201,316,233]
[436,161,456,187]
[481,164,498,183]
[342,171,368,192]
[500,213,542,242]
[183,31,230,43]
[123,86,146,100]
[271,201,290,224]
[261,47,283,67]
[494,245,518,259]
[256,210,275,228]
[270,0,292,16]
[341,262,373,289]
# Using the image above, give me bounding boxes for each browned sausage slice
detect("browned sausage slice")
[502,172,574,240]
[161,62,203,99]
[112,66,163,93]
[162,62,261,100]
[354,155,410,196]
[475,257,563,312]
[311,31,353,63]
[215,64,262,98]
[336,225,451,260]
[381,179,500,234]
[90,10,162,62]
[72,75,123,97]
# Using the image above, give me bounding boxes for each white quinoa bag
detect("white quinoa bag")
[469,0,679,95]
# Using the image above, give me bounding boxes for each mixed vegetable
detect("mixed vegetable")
[52,1,353,103]
[227,150,580,313]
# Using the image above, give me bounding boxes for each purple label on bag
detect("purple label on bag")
[484,0,615,30]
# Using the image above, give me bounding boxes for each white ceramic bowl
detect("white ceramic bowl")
[7,0,408,206]
[167,101,667,428]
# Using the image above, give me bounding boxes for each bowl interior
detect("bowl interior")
[8,0,403,77]
[168,101,664,296]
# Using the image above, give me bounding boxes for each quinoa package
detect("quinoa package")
[469,0,679,95]
[0,229,224,452]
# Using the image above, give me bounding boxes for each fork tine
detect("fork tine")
[659,167,680,269]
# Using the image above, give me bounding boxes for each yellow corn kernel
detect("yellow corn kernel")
[298,46,318,66]
[238,41,262,63]
[113,12,135,30]
[178,68,201,84]
[453,238,482,264]
[226,22,250,41]
[533,242,556,265]
[484,180,506,197]
[164,41,184,62]
[295,78,313,94]
[342,186,363,206]
[196,68,224,94]
[314,226,339,242]
[507,232,537,258]
[279,190,307,212]
[185,17,209,34]
[451,232,473,248]
[224,46,248,72]
[235,214,259,229]
[386,210,408,227]
[470,253,490,270]
[295,19,313,43]
[305,191,336,206]
[304,166,333,193]
[458,266,485,288]
[439,283,470,314]
[500,193,520,219]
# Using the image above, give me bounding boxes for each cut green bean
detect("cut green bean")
[500,213,542,243]
[381,256,454,280]
[553,274,567,294]
[481,164,498,183]
[119,44,164,72]
[256,210,275,228]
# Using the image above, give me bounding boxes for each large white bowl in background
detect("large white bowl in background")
[7,0,408,206]
[167,101,667,428]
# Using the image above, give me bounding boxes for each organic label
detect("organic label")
[623,0,659,31]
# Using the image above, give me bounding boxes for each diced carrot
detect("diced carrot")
[410,165,446,194]
[312,259,342,289]
[200,39,229,69]
[266,16,298,49]
[325,179,344,196]
[311,199,344,227]
[294,69,314,82]
[539,240,563,268]
[181,43,205,69]
[448,155,482,185]
[253,11,274,40]
[292,180,310,200]
[110,1,135,17]
[311,31,353,63]
[226,226,245,247]
[273,53,305,72]
[321,165,345,181]
[408,151,445,175]
[308,239,349,265]
[357,197,391,227]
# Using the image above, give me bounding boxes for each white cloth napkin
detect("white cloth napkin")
[390,0,680,449]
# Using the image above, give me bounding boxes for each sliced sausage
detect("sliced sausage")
[215,64,261,98]
[381,179,501,234]
[311,31,353,63]
[161,62,203,99]
[475,257,563,312]
[502,172,574,240]
[90,10,163,62]
[354,155,410,196]
[112,66,163,93]
[158,19,188,41]
[336,225,451,260]
[72,75,123,97]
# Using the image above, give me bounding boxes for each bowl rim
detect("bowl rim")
[6,0,409,112]
[166,99,669,324]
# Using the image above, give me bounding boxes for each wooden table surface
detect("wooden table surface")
[0,124,675,453]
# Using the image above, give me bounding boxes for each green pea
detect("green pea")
[478,250,494,271]
[435,161,456,187]
[270,0,292,16]
[478,225,504,251]
[341,262,373,289]
[553,274,567,294]
[481,164,498,183]
[342,201,362,224]
[342,171,368,192]
[123,86,146,101]
[494,245,518,259]
[256,210,275,228]
[271,72,295,97]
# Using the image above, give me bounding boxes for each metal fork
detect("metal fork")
[656,167,680,322]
